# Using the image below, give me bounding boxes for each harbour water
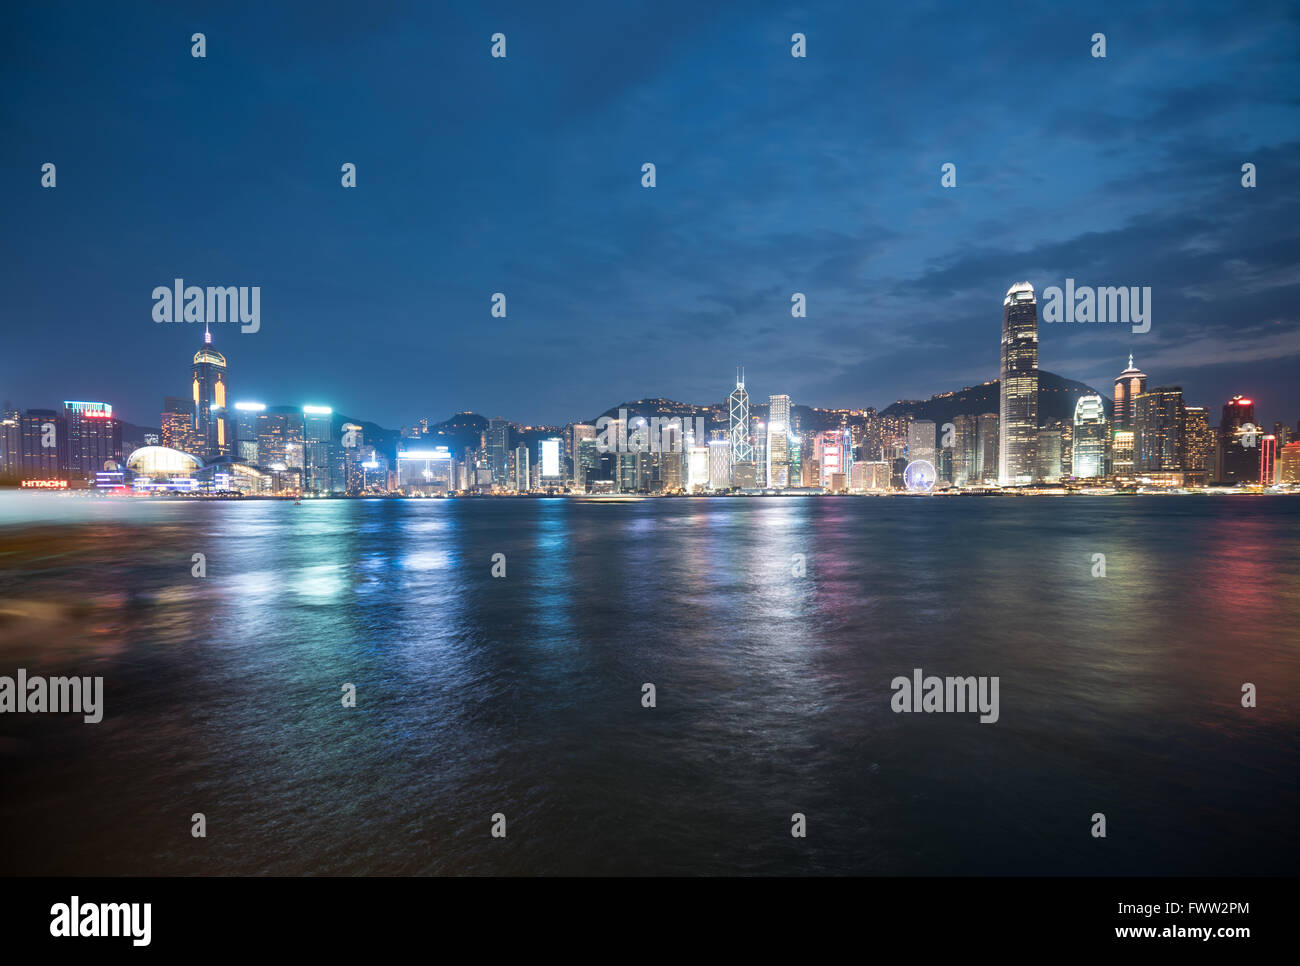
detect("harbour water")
[1,494,1296,875]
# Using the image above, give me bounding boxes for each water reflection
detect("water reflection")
[0,494,1296,875]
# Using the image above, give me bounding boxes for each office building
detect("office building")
[1135,386,1185,473]
[1219,395,1258,484]
[191,325,229,459]
[1072,394,1108,479]
[62,401,123,478]
[975,412,998,484]
[767,395,791,488]
[708,439,731,490]
[999,282,1039,485]
[1113,355,1147,431]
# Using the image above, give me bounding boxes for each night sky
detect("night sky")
[3,1,1298,430]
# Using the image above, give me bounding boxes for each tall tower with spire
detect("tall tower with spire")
[999,282,1039,485]
[728,367,752,470]
[1113,354,1147,432]
[191,322,230,459]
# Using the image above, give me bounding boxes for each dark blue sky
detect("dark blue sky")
[3,0,1298,430]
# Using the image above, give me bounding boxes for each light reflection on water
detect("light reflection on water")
[0,493,1296,875]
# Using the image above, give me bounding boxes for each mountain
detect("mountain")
[880,371,1112,426]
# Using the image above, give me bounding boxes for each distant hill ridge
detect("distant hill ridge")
[406,370,1112,451]
[881,371,1111,426]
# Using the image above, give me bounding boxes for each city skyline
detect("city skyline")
[5,288,1295,494]
[3,1,1299,427]
[4,297,1296,441]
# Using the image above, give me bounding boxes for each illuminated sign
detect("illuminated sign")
[234,401,266,412]
[63,401,112,415]
[21,479,68,488]
[81,410,112,419]
[303,405,332,415]
[541,438,561,479]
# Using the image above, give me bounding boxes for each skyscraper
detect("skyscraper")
[191,325,229,459]
[1113,355,1147,431]
[1278,441,1300,484]
[999,282,1038,485]
[62,401,123,478]
[1072,394,1108,479]
[767,394,791,488]
[486,418,510,486]
[161,396,202,456]
[0,410,20,477]
[571,424,596,488]
[232,401,265,464]
[708,439,731,490]
[1260,435,1278,485]
[1036,430,1063,482]
[951,414,977,485]
[575,436,599,491]
[538,437,564,485]
[1135,386,1185,473]
[514,444,530,491]
[728,369,752,475]
[815,428,851,488]
[975,412,998,483]
[20,409,67,479]
[302,405,334,494]
[1183,406,1212,486]
[1219,395,1258,484]
[908,419,936,467]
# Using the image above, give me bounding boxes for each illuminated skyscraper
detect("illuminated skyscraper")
[232,401,265,464]
[1278,441,1300,483]
[908,419,936,467]
[571,423,595,486]
[191,325,229,459]
[688,446,709,492]
[575,436,599,491]
[1135,386,1185,474]
[538,437,564,485]
[0,410,19,476]
[728,368,752,475]
[486,418,510,486]
[951,414,977,485]
[160,396,201,456]
[999,282,1038,485]
[975,412,998,484]
[62,401,123,477]
[1183,406,1212,486]
[302,405,334,494]
[1112,355,1147,431]
[1072,394,1108,479]
[767,394,791,488]
[19,409,67,479]
[1260,435,1278,485]
[815,428,851,487]
[1219,395,1258,484]
[708,439,731,490]
[1036,430,1063,482]
[514,444,530,491]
